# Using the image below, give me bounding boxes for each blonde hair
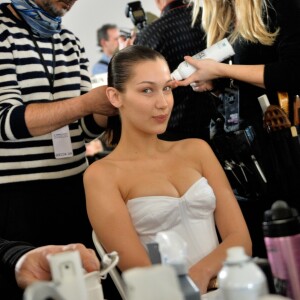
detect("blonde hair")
[190,0,279,47]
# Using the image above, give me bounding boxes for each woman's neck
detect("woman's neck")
[113,132,168,160]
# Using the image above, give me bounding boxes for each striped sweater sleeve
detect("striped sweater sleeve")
[0,4,103,183]
[0,237,35,280]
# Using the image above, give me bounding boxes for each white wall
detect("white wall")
[0,0,160,74]
[63,0,160,75]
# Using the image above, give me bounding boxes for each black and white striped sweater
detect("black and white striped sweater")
[0,3,102,184]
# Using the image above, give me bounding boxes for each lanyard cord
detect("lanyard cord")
[30,34,55,94]
[13,7,56,94]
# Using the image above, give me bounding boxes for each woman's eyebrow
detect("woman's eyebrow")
[137,79,173,85]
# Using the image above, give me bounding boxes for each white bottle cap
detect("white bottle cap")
[226,246,249,263]
[258,94,270,113]
[171,69,183,81]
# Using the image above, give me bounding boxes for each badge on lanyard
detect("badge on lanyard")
[221,61,240,132]
[51,125,73,159]
[222,84,240,132]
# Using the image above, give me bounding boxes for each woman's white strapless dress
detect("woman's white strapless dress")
[127,177,219,268]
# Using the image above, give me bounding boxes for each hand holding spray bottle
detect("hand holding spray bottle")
[171,38,235,81]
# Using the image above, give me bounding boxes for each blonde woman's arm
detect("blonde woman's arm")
[176,57,265,91]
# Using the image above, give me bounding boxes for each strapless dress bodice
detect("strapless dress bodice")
[127,177,219,267]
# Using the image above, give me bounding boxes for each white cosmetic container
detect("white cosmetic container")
[171,38,235,81]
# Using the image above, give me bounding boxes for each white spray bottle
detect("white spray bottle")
[218,246,269,300]
[171,38,235,81]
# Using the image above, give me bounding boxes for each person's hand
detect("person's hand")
[176,56,222,92]
[15,243,100,289]
[188,265,211,295]
[118,30,136,50]
[189,80,215,92]
[87,85,118,116]
[86,139,103,156]
[170,79,179,90]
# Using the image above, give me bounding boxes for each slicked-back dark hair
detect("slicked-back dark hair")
[104,45,168,146]
[108,45,166,91]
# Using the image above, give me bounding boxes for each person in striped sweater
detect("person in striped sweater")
[0,0,117,299]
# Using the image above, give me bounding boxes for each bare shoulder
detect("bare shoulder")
[83,155,119,185]
[169,139,216,171]
[173,138,212,154]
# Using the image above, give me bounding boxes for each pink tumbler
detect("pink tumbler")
[263,200,300,299]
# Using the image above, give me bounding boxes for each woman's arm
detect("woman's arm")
[177,1,300,94]
[24,86,115,137]
[176,58,265,91]
[83,161,152,271]
[186,140,252,294]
